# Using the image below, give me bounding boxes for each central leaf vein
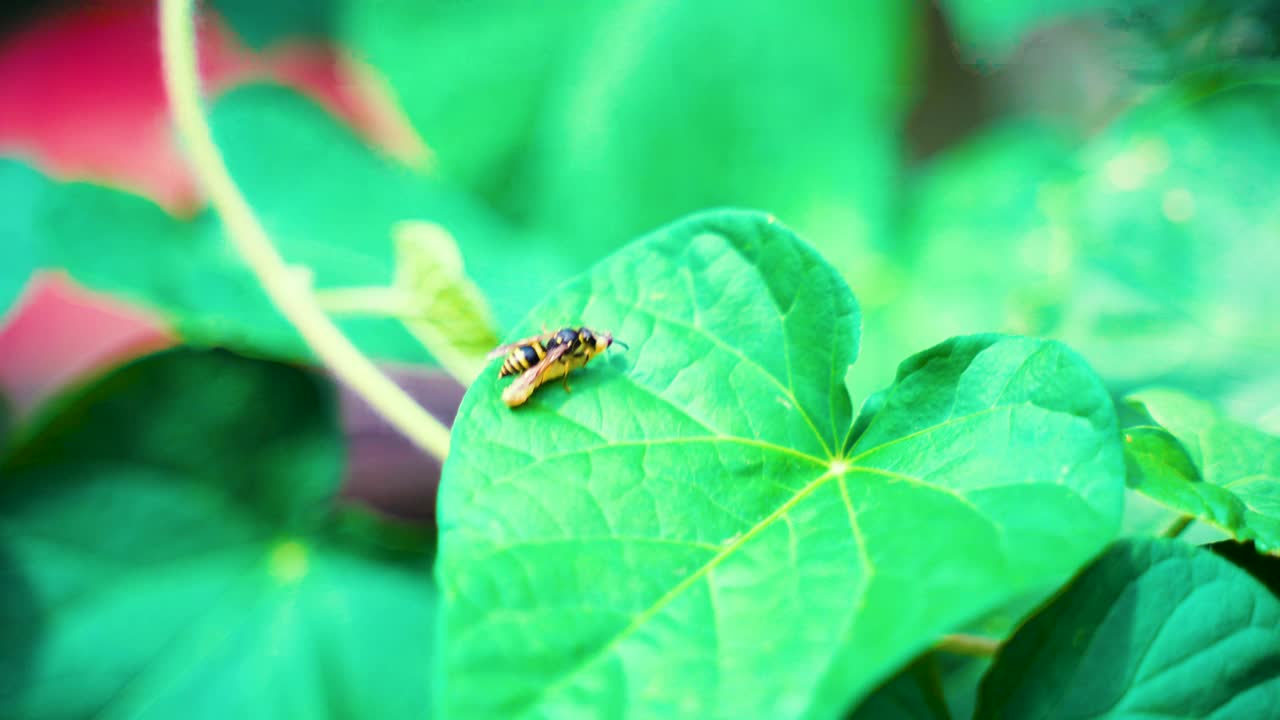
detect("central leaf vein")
[514,467,842,717]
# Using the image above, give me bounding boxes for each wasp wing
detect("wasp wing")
[484,331,555,361]
[502,341,572,407]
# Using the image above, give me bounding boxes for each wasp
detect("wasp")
[486,326,627,407]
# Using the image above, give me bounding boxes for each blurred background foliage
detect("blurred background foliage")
[1,1,1279,718]
[2,0,1278,425]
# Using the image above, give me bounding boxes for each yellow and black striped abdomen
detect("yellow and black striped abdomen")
[499,341,546,377]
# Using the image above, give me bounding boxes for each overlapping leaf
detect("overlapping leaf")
[855,121,1079,402]
[438,210,1124,719]
[975,538,1280,718]
[1060,73,1280,399]
[1,85,565,361]
[524,1,915,271]
[1125,388,1280,552]
[0,349,436,719]
[848,656,950,720]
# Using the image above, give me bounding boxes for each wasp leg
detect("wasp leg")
[562,365,573,393]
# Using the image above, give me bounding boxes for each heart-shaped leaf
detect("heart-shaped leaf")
[1124,388,1280,552]
[0,349,436,719]
[438,210,1124,718]
[975,538,1280,718]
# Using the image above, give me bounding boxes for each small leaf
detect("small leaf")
[439,210,1123,718]
[975,538,1280,718]
[1125,388,1280,552]
[392,220,500,383]
[0,349,436,719]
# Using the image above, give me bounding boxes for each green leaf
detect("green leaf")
[0,160,41,315]
[854,121,1079,403]
[937,653,991,720]
[975,538,1280,718]
[1125,388,1280,551]
[390,220,500,383]
[341,0,609,200]
[1210,540,1280,599]
[848,655,951,720]
[207,84,564,334]
[1058,73,1280,395]
[524,1,917,270]
[0,349,436,718]
[936,0,1128,57]
[4,85,569,362]
[211,0,336,47]
[438,210,1123,718]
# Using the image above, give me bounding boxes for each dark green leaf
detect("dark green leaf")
[975,538,1280,719]
[1125,388,1280,551]
[0,391,11,453]
[210,0,336,47]
[524,1,917,270]
[1210,539,1280,599]
[848,655,951,720]
[937,653,991,720]
[438,210,1123,718]
[0,349,436,718]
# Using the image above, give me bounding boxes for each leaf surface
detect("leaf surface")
[0,349,436,719]
[438,209,1124,719]
[1125,388,1280,552]
[975,538,1280,718]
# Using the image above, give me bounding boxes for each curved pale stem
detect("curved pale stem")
[158,0,450,461]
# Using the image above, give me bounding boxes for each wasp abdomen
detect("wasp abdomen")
[499,342,545,377]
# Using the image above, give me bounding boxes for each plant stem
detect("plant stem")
[936,633,1001,657]
[1160,514,1194,539]
[313,287,413,318]
[158,0,451,462]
